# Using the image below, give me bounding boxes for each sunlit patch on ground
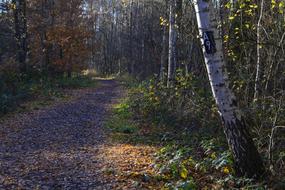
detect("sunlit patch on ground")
[82,69,97,76]
[97,143,163,190]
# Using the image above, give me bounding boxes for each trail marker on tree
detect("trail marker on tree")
[203,31,216,54]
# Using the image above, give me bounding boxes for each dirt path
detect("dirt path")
[0,79,123,189]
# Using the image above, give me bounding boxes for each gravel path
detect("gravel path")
[0,79,123,189]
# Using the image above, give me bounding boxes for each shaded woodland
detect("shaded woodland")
[0,0,285,189]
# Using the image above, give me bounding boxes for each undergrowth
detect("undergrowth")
[105,96,270,189]
[105,73,284,189]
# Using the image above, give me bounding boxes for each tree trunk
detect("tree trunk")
[160,26,167,81]
[128,0,134,75]
[193,0,266,178]
[167,0,177,87]
[14,0,27,73]
[254,0,264,100]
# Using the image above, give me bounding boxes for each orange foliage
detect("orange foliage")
[27,0,91,74]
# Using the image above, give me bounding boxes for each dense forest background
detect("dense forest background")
[0,0,285,188]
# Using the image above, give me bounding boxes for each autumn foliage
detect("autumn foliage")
[27,0,90,76]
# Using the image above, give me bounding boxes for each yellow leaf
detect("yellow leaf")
[9,3,16,10]
[180,167,188,179]
[225,2,231,9]
[210,152,216,159]
[272,0,276,9]
[240,3,246,9]
[229,16,235,20]
[223,167,230,174]
[249,4,258,9]
[224,35,229,43]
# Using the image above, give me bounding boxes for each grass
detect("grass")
[105,99,169,146]
[105,103,138,136]
[0,74,97,118]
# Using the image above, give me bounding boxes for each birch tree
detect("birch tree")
[167,0,177,87]
[193,0,266,178]
[254,0,264,100]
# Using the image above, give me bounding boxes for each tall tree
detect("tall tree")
[13,0,27,72]
[160,25,167,81]
[167,0,177,87]
[254,0,265,100]
[193,0,266,178]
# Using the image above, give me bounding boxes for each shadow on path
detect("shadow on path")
[0,79,122,189]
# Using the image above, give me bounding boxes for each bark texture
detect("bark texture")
[14,0,27,72]
[194,0,266,178]
[160,26,167,81]
[254,0,264,100]
[167,0,177,87]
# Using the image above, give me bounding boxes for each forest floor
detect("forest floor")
[0,79,157,189]
[0,78,279,190]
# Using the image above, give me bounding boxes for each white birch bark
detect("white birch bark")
[254,0,264,100]
[167,0,177,87]
[193,0,265,178]
[194,0,237,124]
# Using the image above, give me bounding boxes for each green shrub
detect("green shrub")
[128,70,219,128]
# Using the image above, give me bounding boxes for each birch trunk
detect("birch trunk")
[254,0,264,100]
[167,0,177,87]
[193,0,266,178]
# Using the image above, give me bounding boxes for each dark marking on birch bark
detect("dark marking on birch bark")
[203,31,217,54]
[216,83,225,87]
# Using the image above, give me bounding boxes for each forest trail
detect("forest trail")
[0,79,123,189]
